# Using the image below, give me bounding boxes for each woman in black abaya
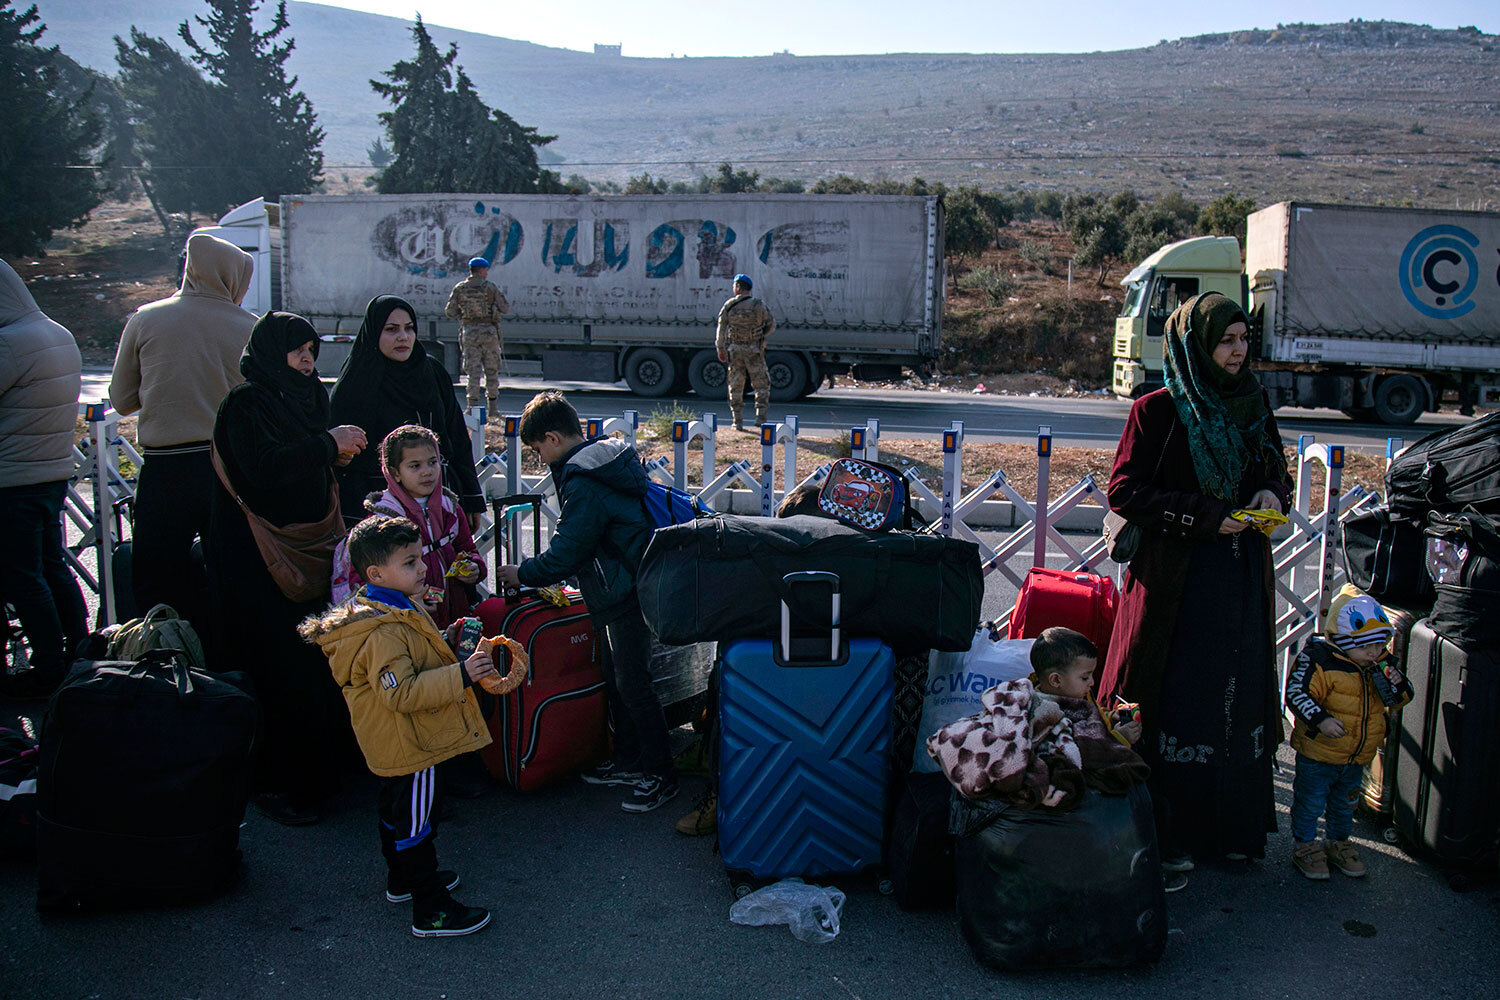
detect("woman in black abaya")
[329,296,484,529]
[207,312,365,825]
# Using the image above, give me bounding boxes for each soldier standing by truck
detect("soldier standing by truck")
[444,257,509,413]
[715,273,775,431]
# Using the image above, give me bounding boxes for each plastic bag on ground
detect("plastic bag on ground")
[729,878,846,944]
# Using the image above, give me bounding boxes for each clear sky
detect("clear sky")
[303,0,1498,57]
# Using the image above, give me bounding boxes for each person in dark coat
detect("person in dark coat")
[1098,292,1292,871]
[496,391,679,815]
[329,296,483,530]
[208,312,367,825]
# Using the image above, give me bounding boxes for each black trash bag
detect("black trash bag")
[887,771,956,910]
[953,785,1167,970]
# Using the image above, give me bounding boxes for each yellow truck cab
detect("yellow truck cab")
[1112,236,1244,397]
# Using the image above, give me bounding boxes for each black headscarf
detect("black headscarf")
[240,311,329,434]
[329,294,446,433]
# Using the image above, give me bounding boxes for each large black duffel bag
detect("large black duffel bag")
[638,515,983,652]
[1424,510,1500,648]
[1341,505,1433,608]
[1386,411,1500,523]
[36,650,257,912]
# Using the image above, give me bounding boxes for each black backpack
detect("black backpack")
[1425,510,1500,647]
[1340,506,1433,608]
[1386,411,1500,524]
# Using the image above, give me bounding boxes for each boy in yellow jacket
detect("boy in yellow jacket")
[301,515,497,937]
[1284,585,1413,881]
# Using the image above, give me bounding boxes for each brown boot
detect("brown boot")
[1292,840,1331,880]
[732,413,743,432]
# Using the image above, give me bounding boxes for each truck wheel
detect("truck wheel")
[1373,375,1426,426]
[686,350,727,398]
[766,352,808,402]
[622,348,677,398]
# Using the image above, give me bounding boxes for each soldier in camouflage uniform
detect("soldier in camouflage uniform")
[715,273,775,431]
[445,256,510,411]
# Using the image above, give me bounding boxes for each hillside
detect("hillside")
[32,3,1500,207]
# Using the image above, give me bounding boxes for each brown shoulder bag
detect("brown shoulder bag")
[210,442,345,604]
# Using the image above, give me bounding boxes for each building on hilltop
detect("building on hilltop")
[594,43,622,57]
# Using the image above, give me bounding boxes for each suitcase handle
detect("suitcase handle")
[779,571,842,664]
[133,648,197,701]
[492,494,545,601]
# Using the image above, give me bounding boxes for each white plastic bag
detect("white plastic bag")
[912,633,1035,772]
[729,878,847,944]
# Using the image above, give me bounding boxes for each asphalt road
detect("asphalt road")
[4,537,1499,1000]
[77,368,1469,453]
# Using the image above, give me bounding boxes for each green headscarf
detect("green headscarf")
[1162,292,1287,501]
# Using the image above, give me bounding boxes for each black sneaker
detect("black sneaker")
[387,870,460,903]
[580,760,644,787]
[622,775,679,813]
[411,897,491,938]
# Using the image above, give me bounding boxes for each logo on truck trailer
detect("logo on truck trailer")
[1398,224,1480,319]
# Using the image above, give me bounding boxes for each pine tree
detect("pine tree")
[178,0,323,205]
[0,1,103,255]
[114,27,227,227]
[372,17,554,194]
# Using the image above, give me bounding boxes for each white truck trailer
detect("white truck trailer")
[1112,202,1500,423]
[192,193,946,400]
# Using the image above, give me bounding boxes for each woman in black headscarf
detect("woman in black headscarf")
[329,296,484,528]
[1100,292,1292,873]
[207,312,366,826]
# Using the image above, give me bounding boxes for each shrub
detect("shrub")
[1018,240,1054,274]
[956,266,1016,305]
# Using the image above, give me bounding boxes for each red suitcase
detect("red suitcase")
[1007,567,1117,663]
[474,496,609,791]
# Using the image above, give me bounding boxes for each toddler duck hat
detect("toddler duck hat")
[1325,584,1394,652]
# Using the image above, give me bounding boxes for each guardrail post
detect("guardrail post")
[781,416,799,500]
[87,403,117,626]
[1317,445,1345,630]
[1385,437,1403,476]
[1034,425,1052,568]
[672,420,691,492]
[503,415,522,496]
[468,407,486,467]
[941,421,963,538]
[760,423,779,516]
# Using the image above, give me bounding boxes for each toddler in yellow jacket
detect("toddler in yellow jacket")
[1284,585,1412,881]
[301,515,497,937]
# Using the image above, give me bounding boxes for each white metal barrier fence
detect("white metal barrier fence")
[61,402,1399,695]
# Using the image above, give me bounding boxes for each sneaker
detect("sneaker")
[411,897,491,938]
[1161,854,1195,873]
[623,775,680,813]
[675,791,717,836]
[1326,840,1367,878]
[580,760,644,787]
[252,792,319,827]
[1163,871,1189,893]
[386,870,460,903]
[1292,840,1331,881]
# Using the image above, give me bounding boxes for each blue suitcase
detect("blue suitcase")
[717,571,896,888]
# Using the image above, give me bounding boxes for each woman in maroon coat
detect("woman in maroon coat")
[1098,292,1292,868]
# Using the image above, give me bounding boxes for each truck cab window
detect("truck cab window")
[1145,276,1199,338]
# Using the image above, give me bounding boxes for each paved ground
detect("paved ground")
[4,531,1498,999]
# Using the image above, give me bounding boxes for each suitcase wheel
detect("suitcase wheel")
[1382,826,1400,845]
[877,876,895,897]
[732,881,756,900]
